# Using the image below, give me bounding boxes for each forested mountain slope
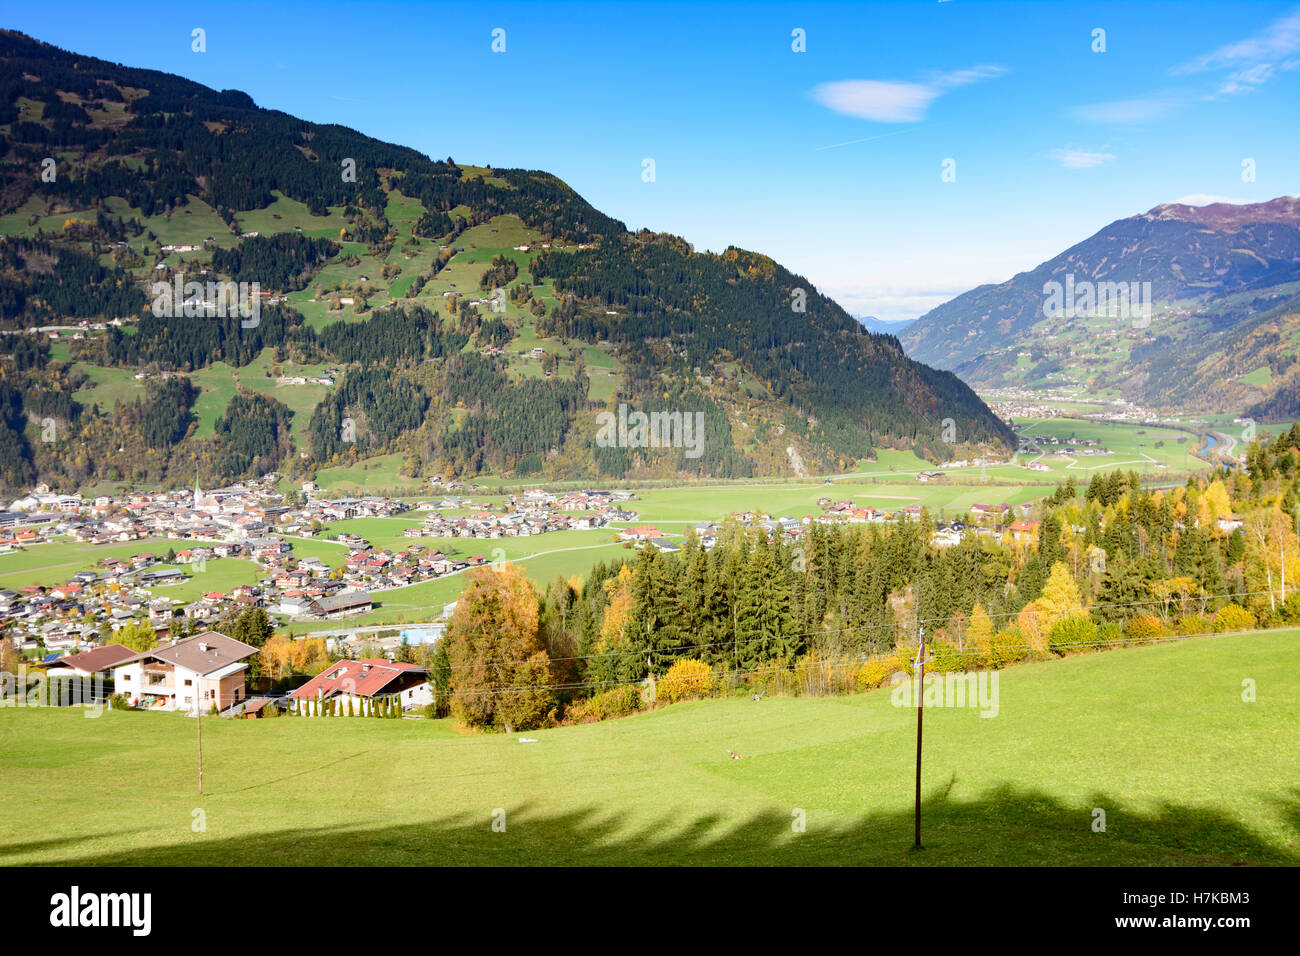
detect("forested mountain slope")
[0,29,1012,492]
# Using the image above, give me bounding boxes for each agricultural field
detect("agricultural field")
[310,453,423,494]
[1005,417,1206,479]
[613,480,1054,525]
[131,558,263,603]
[0,537,179,590]
[1,629,1294,865]
[0,538,260,602]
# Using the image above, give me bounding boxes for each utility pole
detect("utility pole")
[196,692,203,796]
[913,622,932,850]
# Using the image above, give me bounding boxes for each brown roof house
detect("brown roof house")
[112,631,258,714]
[44,643,137,677]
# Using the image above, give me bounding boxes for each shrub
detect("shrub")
[658,659,714,704]
[586,684,641,721]
[795,651,855,696]
[989,627,1029,668]
[927,640,966,673]
[741,660,797,698]
[1281,592,1300,624]
[1097,621,1124,647]
[1047,614,1097,656]
[1175,613,1213,635]
[964,637,994,670]
[1124,614,1165,645]
[1213,603,1255,633]
[107,693,133,711]
[854,658,892,691]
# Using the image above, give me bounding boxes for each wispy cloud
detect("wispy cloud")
[1049,149,1116,169]
[811,65,1007,123]
[1069,96,1179,125]
[1172,7,1300,95]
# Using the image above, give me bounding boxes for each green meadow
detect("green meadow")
[1,630,1294,865]
[135,559,263,603]
[0,537,179,590]
[1011,417,1204,476]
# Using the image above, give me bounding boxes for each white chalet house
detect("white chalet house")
[112,631,259,714]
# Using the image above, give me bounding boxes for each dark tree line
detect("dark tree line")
[0,238,144,326]
[308,367,429,463]
[209,390,293,478]
[533,237,1016,461]
[210,234,338,291]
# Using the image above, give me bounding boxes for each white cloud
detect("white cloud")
[1173,7,1300,95]
[1175,8,1300,72]
[1069,97,1179,124]
[811,65,1006,123]
[1218,62,1276,94]
[812,80,937,123]
[1049,149,1116,169]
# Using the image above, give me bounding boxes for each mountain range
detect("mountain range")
[900,197,1300,417]
[0,29,1013,492]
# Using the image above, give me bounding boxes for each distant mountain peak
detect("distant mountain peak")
[1141,196,1300,229]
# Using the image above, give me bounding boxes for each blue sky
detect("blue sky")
[8,0,1300,320]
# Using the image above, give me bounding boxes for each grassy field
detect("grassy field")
[136,559,263,603]
[311,453,422,493]
[614,480,1054,524]
[1,630,1295,865]
[1011,417,1203,476]
[0,537,180,590]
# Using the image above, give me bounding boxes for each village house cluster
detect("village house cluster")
[0,476,645,666]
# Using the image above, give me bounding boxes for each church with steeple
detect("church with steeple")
[193,474,218,514]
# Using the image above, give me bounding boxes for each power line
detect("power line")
[383,584,1287,675]
[423,623,1276,700]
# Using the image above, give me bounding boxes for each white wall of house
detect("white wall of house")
[400,681,433,710]
[295,685,431,714]
[112,662,245,712]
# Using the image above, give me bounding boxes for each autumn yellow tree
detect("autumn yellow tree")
[1020,562,1084,651]
[445,563,552,732]
[1204,479,1232,530]
[967,603,994,668]
[290,637,331,674]
[1245,507,1298,616]
[260,634,293,679]
[115,620,158,653]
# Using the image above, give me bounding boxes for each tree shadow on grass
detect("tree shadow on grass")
[5,784,1297,866]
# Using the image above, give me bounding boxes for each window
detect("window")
[184,679,192,686]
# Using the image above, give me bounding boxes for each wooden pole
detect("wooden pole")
[913,624,925,849]
[196,693,203,795]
